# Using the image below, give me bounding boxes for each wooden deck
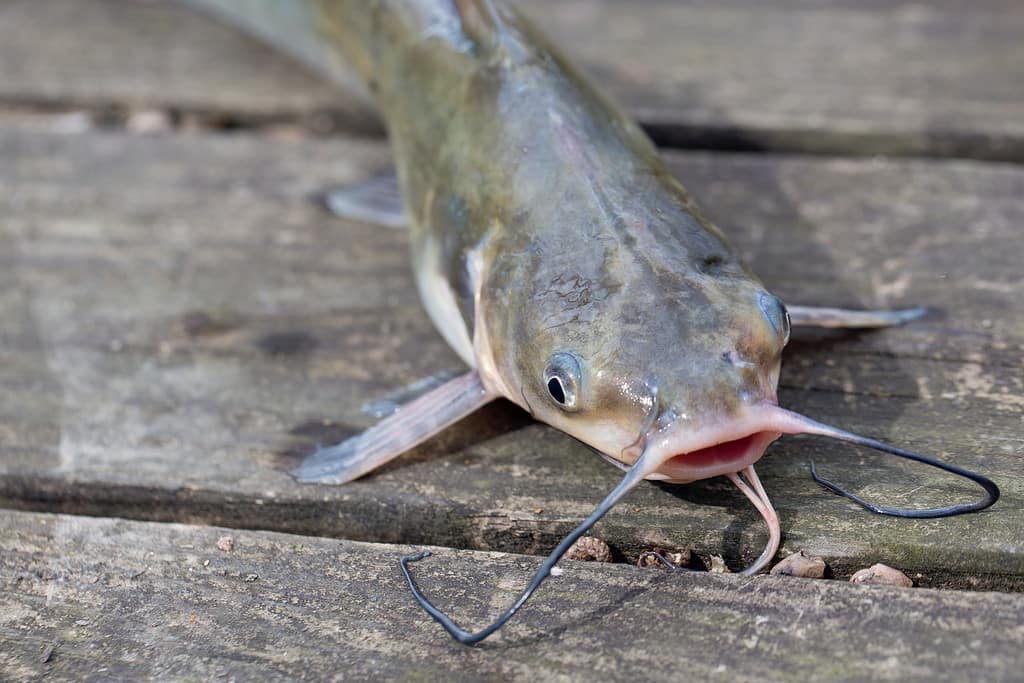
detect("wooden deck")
[1,1,1022,680]
[4,510,1024,681]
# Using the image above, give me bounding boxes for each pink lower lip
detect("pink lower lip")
[655,431,781,483]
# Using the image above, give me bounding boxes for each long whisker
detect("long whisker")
[637,466,780,576]
[768,407,1000,518]
[400,446,658,645]
[620,378,660,459]
[726,465,781,574]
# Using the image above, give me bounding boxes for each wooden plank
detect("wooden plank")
[0,127,1022,589]
[3,510,1023,682]
[1,0,1023,159]
[0,0,378,131]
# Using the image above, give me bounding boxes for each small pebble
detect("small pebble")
[550,566,564,577]
[637,547,691,569]
[126,108,175,135]
[39,639,60,664]
[566,536,612,562]
[850,563,913,587]
[709,555,731,574]
[264,123,309,142]
[216,536,235,553]
[50,111,93,135]
[243,573,259,583]
[770,551,828,579]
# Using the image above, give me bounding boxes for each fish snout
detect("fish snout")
[721,340,780,403]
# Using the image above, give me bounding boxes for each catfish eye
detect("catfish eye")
[759,292,791,346]
[543,352,582,411]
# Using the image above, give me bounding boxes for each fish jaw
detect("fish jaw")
[652,430,781,483]
[621,405,792,483]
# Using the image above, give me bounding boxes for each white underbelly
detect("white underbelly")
[413,239,476,367]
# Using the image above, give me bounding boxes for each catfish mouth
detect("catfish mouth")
[618,404,789,484]
[654,430,781,483]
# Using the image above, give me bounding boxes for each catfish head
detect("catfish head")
[474,161,996,581]
[472,157,799,570]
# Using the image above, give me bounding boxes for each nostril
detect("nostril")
[699,253,726,274]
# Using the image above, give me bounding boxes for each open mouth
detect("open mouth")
[652,430,782,483]
[596,406,788,484]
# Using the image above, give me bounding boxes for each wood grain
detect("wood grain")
[3,510,1023,682]
[1,0,1023,159]
[1,127,1021,588]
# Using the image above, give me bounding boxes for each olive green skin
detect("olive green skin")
[217,0,790,462]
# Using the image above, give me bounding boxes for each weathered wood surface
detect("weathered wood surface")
[3,511,1023,682]
[1,126,1021,588]
[2,0,1024,160]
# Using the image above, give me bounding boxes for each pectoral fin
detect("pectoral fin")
[787,305,926,329]
[324,170,405,228]
[293,371,494,484]
[361,369,464,418]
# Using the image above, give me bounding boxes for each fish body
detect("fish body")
[377,2,788,485]
[189,0,789,483]
[181,0,998,644]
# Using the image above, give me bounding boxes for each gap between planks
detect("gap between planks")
[2,509,1024,682]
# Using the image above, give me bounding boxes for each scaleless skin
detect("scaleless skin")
[182,0,999,644]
